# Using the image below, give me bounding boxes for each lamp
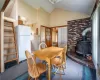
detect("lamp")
[49,0,62,4]
[18,16,27,25]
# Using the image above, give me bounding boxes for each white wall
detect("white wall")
[50,8,90,27]
[18,0,50,34]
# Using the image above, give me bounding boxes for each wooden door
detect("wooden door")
[45,28,52,47]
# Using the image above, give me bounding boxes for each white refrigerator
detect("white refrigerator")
[16,25,31,62]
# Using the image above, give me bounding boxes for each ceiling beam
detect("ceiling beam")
[1,0,10,12]
[91,0,99,15]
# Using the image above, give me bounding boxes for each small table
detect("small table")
[33,47,63,80]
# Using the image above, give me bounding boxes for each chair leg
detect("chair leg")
[46,71,48,80]
[61,66,65,75]
[28,76,31,80]
[59,67,62,80]
[63,64,66,69]
[60,74,62,80]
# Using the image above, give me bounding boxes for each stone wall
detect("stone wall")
[67,17,92,51]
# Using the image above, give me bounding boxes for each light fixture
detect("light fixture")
[49,0,62,4]
[18,16,27,25]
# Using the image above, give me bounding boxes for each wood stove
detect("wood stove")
[76,39,92,56]
[76,27,92,57]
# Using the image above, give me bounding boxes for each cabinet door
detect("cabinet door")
[45,28,52,47]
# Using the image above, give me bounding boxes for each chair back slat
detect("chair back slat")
[39,42,47,50]
[25,51,40,78]
[25,51,36,66]
[63,46,67,62]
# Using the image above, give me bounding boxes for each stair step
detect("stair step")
[4,52,17,56]
[4,25,12,27]
[4,23,12,27]
[4,29,13,32]
[3,18,19,64]
[4,17,16,23]
[4,41,15,43]
[4,46,15,50]
[4,35,14,37]
[4,58,18,63]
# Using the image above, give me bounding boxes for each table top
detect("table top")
[33,47,63,61]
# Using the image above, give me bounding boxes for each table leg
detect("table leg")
[48,60,51,80]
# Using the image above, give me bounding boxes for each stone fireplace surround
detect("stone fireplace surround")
[67,17,92,53]
[67,17,94,69]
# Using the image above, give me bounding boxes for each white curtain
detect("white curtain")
[40,27,45,42]
[58,27,67,47]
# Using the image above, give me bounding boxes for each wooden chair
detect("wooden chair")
[63,45,67,69]
[25,50,47,80]
[39,42,47,64]
[39,42,47,50]
[51,54,64,80]
[51,46,67,80]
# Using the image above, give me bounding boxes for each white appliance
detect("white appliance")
[16,25,31,62]
[31,34,40,51]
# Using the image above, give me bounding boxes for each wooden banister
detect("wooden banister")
[1,0,10,12]
[0,12,4,72]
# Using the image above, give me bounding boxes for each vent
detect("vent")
[49,0,62,4]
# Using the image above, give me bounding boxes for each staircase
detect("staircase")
[0,0,18,72]
[4,17,19,64]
